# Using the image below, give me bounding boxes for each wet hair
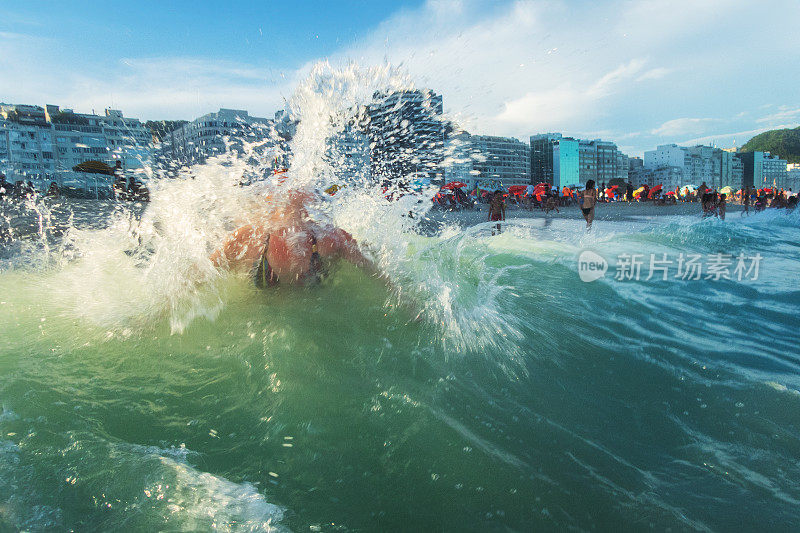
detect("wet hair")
[586,180,595,190]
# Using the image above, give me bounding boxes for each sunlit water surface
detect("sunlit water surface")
[2,64,800,531]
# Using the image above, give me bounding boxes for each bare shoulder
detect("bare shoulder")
[317,227,355,255]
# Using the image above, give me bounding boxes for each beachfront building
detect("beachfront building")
[470,135,530,186]
[732,155,744,188]
[628,157,646,186]
[168,108,276,164]
[439,130,480,188]
[552,137,579,188]
[530,133,560,183]
[0,103,151,192]
[366,89,447,183]
[786,163,800,193]
[644,143,747,189]
[643,144,689,186]
[327,120,371,182]
[440,131,530,189]
[532,133,629,188]
[738,151,788,189]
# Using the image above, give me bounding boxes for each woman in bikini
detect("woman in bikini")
[581,180,598,229]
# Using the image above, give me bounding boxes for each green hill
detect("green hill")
[740,126,800,163]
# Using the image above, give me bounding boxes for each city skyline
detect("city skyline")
[2,0,799,157]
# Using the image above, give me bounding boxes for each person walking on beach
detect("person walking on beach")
[525,183,534,211]
[544,192,560,215]
[742,186,751,216]
[488,190,506,235]
[581,180,598,229]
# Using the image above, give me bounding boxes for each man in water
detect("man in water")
[210,188,375,286]
[488,190,505,235]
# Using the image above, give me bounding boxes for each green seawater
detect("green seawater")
[2,201,800,531]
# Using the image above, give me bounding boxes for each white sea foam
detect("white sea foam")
[153,456,286,532]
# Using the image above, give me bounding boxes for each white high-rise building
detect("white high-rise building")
[786,163,800,193]
[0,103,151,191]
[470,134,530,186]
[644,143,746,189]
[443,131,530,189]
[168,108,275,164]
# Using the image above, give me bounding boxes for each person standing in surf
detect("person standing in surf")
[717,193,727,220]
[488,190,506,235]
[581,180,598,229]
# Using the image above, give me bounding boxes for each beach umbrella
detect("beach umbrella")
[441,181,467,190]
[507,185,527,195]
[719,186,733,195]
[648,184,663,199]
[532,183,550,200]
[409,176,431,191]
[633,186,646,199]
[666,191,676,196]
[72,160,114,175]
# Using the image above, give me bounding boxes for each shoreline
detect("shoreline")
[422,201,746,229]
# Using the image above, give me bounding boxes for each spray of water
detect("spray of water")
[1,62,527,368]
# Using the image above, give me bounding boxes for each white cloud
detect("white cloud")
[0,33,295,120]
[3,0,800,156]
[636,68,670,82]
[756,106,800,125]
[678,124,800,149]
[325,0,800,153]
[651,118,718,137]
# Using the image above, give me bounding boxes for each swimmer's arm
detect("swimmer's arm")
[210,224,259,267]
[320,229,383,279]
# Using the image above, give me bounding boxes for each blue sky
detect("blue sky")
[2,0,799,156]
